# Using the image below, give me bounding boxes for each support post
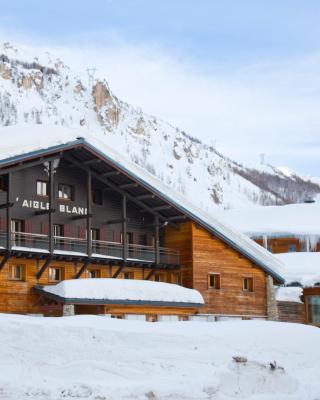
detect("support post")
[266,274,279,321]
[154,215,160,265]
[48,161,54,254]
[6,173,11,251]
[122,194,127,261]
[87,170,92,257]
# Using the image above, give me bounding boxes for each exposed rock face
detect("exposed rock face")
[0,42,319,210]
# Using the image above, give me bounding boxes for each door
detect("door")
[11,219,24,247]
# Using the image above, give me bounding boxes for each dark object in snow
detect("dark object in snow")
[270,361,284,371]
[233,356,247,363]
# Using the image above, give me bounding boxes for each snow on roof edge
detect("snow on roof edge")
[0,125,285,283]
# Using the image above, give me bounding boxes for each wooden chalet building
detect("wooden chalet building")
[0,127,285,319]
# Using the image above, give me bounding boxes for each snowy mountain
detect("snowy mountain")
[1,41,319,211]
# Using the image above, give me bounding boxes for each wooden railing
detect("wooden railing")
[0,231,180,265]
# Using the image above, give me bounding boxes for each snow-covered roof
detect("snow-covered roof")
[37,278,204,306]
[275,252,320,287]
[219,203,320,237]
[0,124,285,283]
[276,286,303,303]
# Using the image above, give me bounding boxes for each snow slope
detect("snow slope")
[0,314,319,400]
[41,278,204,304]
[1,42,319,210]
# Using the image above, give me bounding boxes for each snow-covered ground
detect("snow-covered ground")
[0,314,319,400]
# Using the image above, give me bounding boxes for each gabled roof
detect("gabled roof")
[0,124,285,283]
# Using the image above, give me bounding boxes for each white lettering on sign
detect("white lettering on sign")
[22,199,87,215]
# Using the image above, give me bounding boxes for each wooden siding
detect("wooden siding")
[0,256,178,314]
[277,300,306,324]
[165,221,268,316]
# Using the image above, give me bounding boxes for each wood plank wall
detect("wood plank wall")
[0,257,177,314]
[165,221,268,316]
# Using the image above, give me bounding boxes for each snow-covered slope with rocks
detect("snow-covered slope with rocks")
[1,42,319,211]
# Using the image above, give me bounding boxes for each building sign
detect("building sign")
[21,200,87,215]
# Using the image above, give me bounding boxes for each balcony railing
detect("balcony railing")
[0,231,180,265]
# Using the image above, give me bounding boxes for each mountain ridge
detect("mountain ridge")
[1,41,319,211]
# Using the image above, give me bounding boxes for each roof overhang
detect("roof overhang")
[0,136,285,284]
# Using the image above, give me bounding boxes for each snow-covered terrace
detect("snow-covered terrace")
[35,278,205,307]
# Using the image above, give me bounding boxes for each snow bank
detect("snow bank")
[0,314,320,399]
[219,203,320,236]
[275,252,320,286]
[0,124,285,282]
[42,278,204,305]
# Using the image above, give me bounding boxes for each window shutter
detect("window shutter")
[41,222,49,235]
[100,228,106,242]
[64,224,72,238]
[78,225,86,239]
[25,219,32,233]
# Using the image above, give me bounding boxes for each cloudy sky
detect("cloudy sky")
[1,0,320,175]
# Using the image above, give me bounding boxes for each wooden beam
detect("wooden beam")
[135,194,155,200]
[166,215,187,221]
[0,251,11,272]
[48,161,54,254]
[104,218,127,226]
[140,205,171,213]
[72,213,93,220]
[74,258,91,279]
[87,170,92,257]
[84,158,101,165]
[0,202,13,210]
[36,256,52,280]
[112,264,124,278]
[144,269,155,280]
[6,173,11,251]
[119,183,138,189]
[154,215,160,265]
[34,208,55,216]
[122,194,127,261]
[100,170,120,178]
[63,154,178,229]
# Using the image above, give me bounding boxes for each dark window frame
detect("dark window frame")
[36,180,49,197]
[58,183,74,201]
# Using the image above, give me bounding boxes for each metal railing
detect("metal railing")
[0,231,180,264]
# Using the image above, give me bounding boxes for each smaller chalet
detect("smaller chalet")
[34,278,204,319]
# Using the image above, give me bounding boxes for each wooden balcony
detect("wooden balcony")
[0,231,180,265]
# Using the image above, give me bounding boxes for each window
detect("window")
[121,232,134,244]
[288,244,297,253]
[87,269,101,278]
[111,314,124,319]
[92,189,103,205]
[242,277,254,292]
[49,267,63,282]
[208,273,221,289]
[54,224,64,237]
[307,296,320,324]
[0,175,6,191]
[124,271,134,280]
[91,228,100,241]
[58,184,74,200]
[267,245,273,253]
[139,234,148,246]
[37,180,48,197]
[9,264,25,281]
